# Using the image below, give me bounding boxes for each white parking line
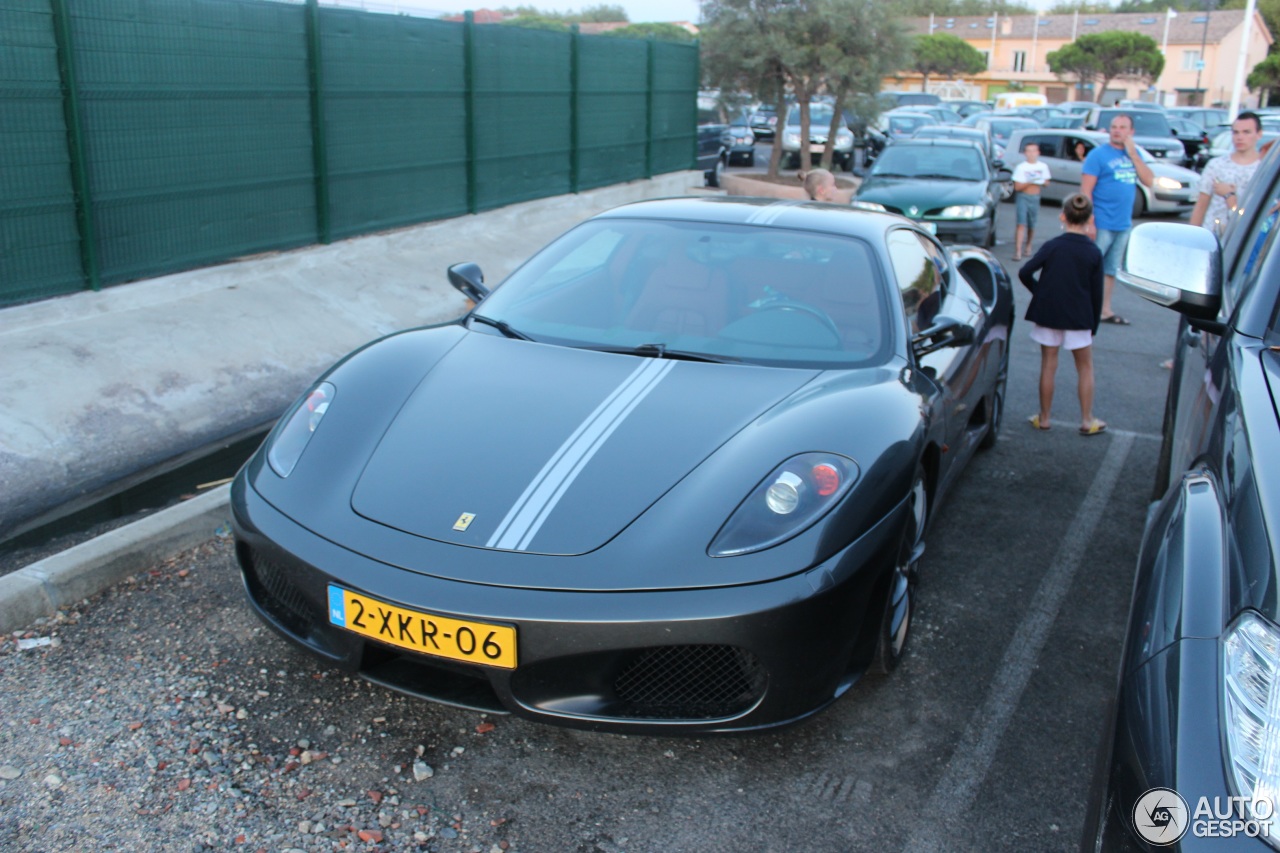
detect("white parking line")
[903,432,1135,852]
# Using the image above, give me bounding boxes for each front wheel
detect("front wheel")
[979,355,1008,450]
[872,469,927,674]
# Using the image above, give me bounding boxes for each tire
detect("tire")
[744,150,755,168]
[872,468,927,674]
[979,354,1008,450]
[1132,187,1148,219]
[984,216,997,248]
[841,154,853,173]
[709,156,725,188]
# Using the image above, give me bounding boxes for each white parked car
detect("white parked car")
[1002,128,1199,218]
[779,103,856,171]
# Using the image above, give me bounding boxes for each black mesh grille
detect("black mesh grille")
[244,547,316,639]
[613,645,766,719]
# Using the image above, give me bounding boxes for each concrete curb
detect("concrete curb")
[0,485,232,635]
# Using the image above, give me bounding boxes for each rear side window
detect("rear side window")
[1022,135,1060,158]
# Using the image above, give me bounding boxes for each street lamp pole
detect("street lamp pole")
[1195,0,1214,106]
[1160,7,1177,104]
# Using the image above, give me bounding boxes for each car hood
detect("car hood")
[856,176,986,213]
[350,333,820,556]
[1135,134,1183,155]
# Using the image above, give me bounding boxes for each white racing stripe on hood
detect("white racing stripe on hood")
[746,200,801,226]
[486,358,677,552]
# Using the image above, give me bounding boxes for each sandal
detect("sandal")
[1100,315,1131,325]
[1028,415,1051,431]
[1079,420,1108,436]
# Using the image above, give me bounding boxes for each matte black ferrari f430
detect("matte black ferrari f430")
[231,198,1013,733]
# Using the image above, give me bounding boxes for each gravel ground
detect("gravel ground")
[0,535,532,853]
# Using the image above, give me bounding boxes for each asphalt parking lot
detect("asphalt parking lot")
[0,186,1184,852]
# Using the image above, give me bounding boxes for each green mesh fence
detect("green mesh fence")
[1,0,84,305]
[71,0,318,286]
[1,0,699,308]
[577,36,648,191]
[321,10,469,240]
[472,24,573,212]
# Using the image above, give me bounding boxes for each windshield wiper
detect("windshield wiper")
[470,314,535,342]
[915,173,968,180]
[592,343,740,363]
[873,171,911,178]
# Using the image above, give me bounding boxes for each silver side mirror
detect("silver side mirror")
[1117,222,1222,319]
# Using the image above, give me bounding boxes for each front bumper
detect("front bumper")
[928,217,989,244]
[1086,638,1276,851]
[231,477,904,734]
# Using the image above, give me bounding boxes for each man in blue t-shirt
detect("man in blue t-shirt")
[1080,113,1154,325]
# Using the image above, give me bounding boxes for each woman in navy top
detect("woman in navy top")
[1018,193,1107,435]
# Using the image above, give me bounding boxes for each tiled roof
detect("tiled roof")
[908,9,1272,46]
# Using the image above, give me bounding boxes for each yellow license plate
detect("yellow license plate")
[327,585,517,669]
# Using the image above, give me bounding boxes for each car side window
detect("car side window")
[1023,134,1059,159]
[886,229,944,332]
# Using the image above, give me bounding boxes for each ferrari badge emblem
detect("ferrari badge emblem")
[908,205,919,217]
[453,512,476,532]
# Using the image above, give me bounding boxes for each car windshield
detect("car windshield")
[984,119,1035,140]
[788,105,837,127]
[887,115,934,135]
[473,218,893,369]
[872,145,986,180]
[1099,110,1171,136]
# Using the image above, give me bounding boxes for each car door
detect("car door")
[1161,155,1280,494]
[885,228,989,473]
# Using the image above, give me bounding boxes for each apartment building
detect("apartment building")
[895,9,1272,107]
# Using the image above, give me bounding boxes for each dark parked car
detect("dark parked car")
[697,110,756,186]
[853,139,1006,246]
[911,125,999,166]
[749,105,779,140]
[1080,143,1280,849]
[1166,106,1230,131]
[230,196,1014,734]
[863,110,939,165]
[1082,107,1186,162]
[880,90,942,109]
[943,99,991,119]
[1167,115,1211,169]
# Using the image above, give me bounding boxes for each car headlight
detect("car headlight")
[267,382,334,478]
[783,131,801,147]
[1154,176,1183,190]
[734,135,753,146]
[1223,610,1280,843]
[851,200,886,212]
[708,453,859,557]
[937,205,986,220]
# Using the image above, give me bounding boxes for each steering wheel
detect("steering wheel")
[752,301,842,343]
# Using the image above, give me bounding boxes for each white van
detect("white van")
[993,92,1048,110]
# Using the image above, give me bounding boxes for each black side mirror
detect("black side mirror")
[448,262,489,305]
[912,315,975,357]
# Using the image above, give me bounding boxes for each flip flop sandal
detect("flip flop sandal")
[1100,315,1130,325]
[1079,420,1108,436]
[1028,415,1051,431]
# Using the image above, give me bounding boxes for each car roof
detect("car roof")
[590,196,912,240]
[882,138,986,152]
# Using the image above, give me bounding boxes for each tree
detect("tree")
[500,15,571,30]
[576,4,628,22]
[1248,52,1280,107]
[1047,31,1165,103]
[600,22,696,42]
[701,0,794,177]
[911,33,987,92]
